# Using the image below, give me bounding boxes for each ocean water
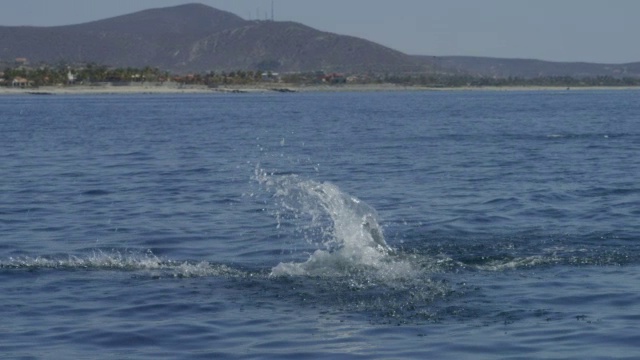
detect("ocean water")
[1,90,639,359]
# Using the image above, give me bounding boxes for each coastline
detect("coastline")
[1,83,639,95]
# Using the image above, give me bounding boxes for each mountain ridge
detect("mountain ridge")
[1,3,639,78]
[0,3,425,73]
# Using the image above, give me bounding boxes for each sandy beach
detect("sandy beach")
[1,82,639,95]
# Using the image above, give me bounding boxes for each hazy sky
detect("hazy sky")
[1,0,639,64]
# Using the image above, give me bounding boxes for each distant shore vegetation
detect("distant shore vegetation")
[2,62,640,88]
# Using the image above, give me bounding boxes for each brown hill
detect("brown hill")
[182,20,420,73]
[0,3,425,73]
[1,3,638,77]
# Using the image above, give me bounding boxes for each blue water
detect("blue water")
[1,90,639,359]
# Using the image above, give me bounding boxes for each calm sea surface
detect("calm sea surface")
[1,90,639,359]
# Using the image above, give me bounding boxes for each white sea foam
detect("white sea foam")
[0,249,241,278]
[470,255,554,271]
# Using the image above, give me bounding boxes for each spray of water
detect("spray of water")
[254,168,419,278]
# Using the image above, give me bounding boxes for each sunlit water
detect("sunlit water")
[1,90,639,359]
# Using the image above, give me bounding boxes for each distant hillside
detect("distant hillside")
[0,3,425,73]
[181,20,421,73]
[1,3,638,77]
[416,56,640,78]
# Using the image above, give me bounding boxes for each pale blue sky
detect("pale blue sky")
[1,0,639,64]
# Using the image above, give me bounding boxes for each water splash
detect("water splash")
[254,168,416,278]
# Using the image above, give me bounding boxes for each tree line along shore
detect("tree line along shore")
[3,63,640,89]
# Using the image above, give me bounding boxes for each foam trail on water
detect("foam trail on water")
[255,168,413,278]
[0,249,243,278]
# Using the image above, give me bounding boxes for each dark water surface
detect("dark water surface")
[1,90,639,359]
